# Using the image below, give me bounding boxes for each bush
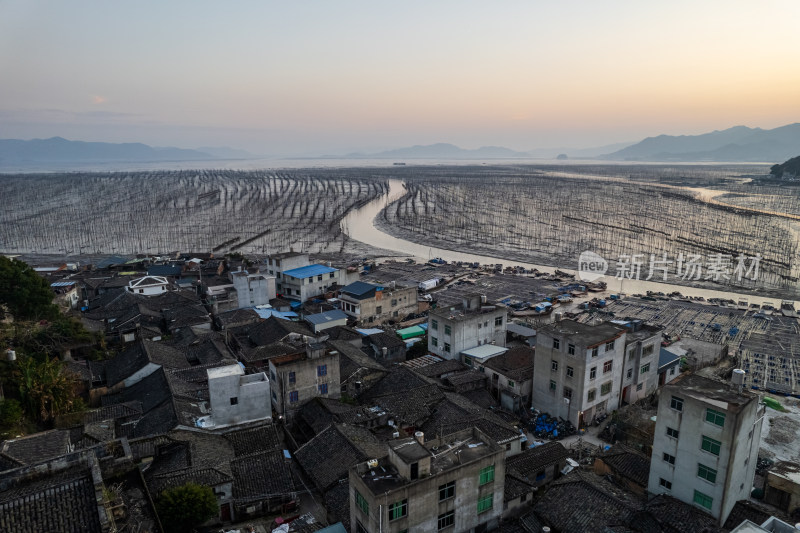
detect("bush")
[156,483,218,533]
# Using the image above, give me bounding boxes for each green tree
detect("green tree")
[0,398,24,438]
[0,256,59,321]
[156,483,218,533]
[15,356,80,423]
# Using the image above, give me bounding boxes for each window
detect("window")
[568,344,575,355]
[603,360,613,373]
[289,391,299,403]
[587,389,596,402]
[640,363,650,374]
[706,408,726,427]
[659,478,672,490]
[355,490,369,515]
[566,366,574,378]
[391,299,397,306]
[477,493,493,514]
[590,367,597,380]
[439,481,455,501]
[431,337,438,347]
[601,382,612,395]
[317,275,323,281]
[670,366,676,375]
[563,387,573,400]
[508,380,515,388]
[551,360,558,372]
[553,338,560,349]
[697,464,717,483]
[376,306,382,314]
[444,342,451,353]
[389,499,407,521]
[495,316,503,326]
[317,364,327,376]
[628,348,635,360]
[663,452,676,465]
[636,383,643,391]
[479,464,495,485]
[605,340,615,351]
[670,396,684,411]
[642,344,654,357]
[701,435,721,456]
[330,272,335,278]
[626,368,633,379]
[549,380,557,391]
[230,397,238,405]
[444,325,452,335]
[438,511,455,530]
[592,347,599,358]
[667,427,679,438]
[319,383,328,395]
[693,490,713,510]
[432,319,438,330]
[288,371,296,384]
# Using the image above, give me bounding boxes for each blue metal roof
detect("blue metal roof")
[148,264,182,277]
[50,281,76,287]
[659,347,681,370]
[305,309,348,325]
[253,308,299,320]
[283,264,337,279]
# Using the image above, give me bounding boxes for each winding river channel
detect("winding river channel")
[341,179,799,307]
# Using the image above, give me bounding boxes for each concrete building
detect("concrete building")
[125,275,169,295]
[266,251,310,288]
[281,264,340,302]
[619,323,662,405]
[305,309,349,333]
[206,364,271,427]
[231,269,276,308]
[338,281,418,325]
[531,320,626,427]
[481,346,535,414]
[427,294,507,361]
[268,342,341,420]
[349,427,505,533]
[658,346,683,386]
[763,461,800,515]
[647,373,765,526]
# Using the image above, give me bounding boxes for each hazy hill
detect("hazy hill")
[0,137,217,166]
[603,123,800,162]
[770,155,800,178]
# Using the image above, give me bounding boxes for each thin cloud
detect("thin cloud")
[91,95,107,104]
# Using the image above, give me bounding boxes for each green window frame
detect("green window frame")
[549,380,557,391]
[693,490,713,510]
[444,324,452,335]
[477,493,493,514]
[587,389,596,402]
[432,319,438,330]
[705,408,726,427]
[479,464,495,485]
[431,336,438,347]
[355,490,369,515]
[508,380,515,388]
[389,499,407,521]
[701,435,721,456]
[697,463,717,483]
[640,363,650,374]
[601,382,612,395]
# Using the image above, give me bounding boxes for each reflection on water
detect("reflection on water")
[341,179,798,306]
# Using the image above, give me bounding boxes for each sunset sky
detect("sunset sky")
[1,0,799,156]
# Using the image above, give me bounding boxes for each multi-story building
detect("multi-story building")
[266,251,310,288]
[618,322,662,405]
[427,295,507,361]
[231,269,276,308]
[349,427,505,533]
[280,264,340,302]
[531,320,626,427]
[647,373,765,525]
[338,281,418,325]
[205,364,271,427]
[268,342,341,420]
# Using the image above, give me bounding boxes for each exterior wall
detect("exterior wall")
[531,328,625,427]
[621,334,661,404]
[428,306,507,361]
[208,367,271,426]
[349,443,505,533]
[483,368,532,412]
[267,254,309,294]
[282,270,340,301]
[269,351,341,419]
[764,470,800,514]
[231,272,276,308]
[647,383,764,525]
[121,362,161,388]
[340,286,418,325]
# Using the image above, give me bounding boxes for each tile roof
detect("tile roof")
[598,443,650,487]
[0,466,105,533]
[723,499,789,530]
[283,264,337,279]
[230,450,295,503]
[444,370,488,387]
[323,482,351,532]
[504,473,536,502]
[243,316,315,347]
[224,424,282,456]
[412,359,467,378]
[295,424,384,492]
[506,442,569,482]
[533,470,641,533]
[332,340,387,382]
[366,332,406,349]
[0,430,71,466]
[360,367,430,400]
[483,346,535,382]
[148,467,232,495]
[641,494,721,533]
[340,281,379,297]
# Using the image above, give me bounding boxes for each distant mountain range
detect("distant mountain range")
[0,137,254,167]
[601,123,800,162]
[339,141,632,160]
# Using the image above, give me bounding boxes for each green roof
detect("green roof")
[397,325,426,339]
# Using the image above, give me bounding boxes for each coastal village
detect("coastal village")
[2,250,800,533]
